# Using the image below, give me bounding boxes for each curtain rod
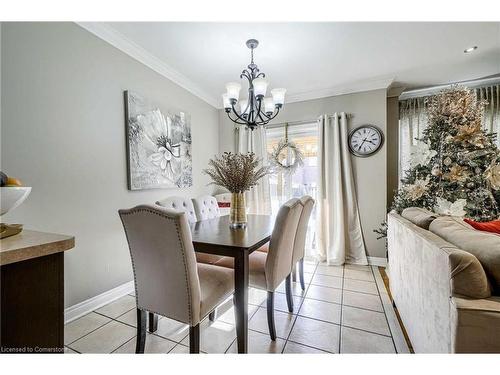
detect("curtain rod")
[265,113,352,129]
[399,76,500,100]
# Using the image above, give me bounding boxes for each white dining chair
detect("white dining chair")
[118,205,235,353]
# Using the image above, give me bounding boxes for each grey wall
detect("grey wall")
[219,89,388,259]
[386,96,400,208]
[1,22,219,307]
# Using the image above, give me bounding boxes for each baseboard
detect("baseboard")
[368,256,387,267]
[64,280,134,324]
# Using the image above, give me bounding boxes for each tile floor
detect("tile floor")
[64,261,407,354]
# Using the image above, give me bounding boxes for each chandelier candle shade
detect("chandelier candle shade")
[223,39,286,130]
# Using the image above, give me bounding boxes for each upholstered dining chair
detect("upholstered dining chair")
[118,205,235,353]
[292,196,315,291]
[215,198,303,341]
[155,196,198,223]
[257,195,315,307]
[192,195,221,220]
[156,197,222,262]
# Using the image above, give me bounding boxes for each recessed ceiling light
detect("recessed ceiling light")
[464,46,478,54]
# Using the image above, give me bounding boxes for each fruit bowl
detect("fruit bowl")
[1,187,32,216]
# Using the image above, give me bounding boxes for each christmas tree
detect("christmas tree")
[391,87,500,221]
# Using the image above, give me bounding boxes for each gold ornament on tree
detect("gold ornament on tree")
[485,161,500,190]
[443,164,471,183]
[405,177,430,201]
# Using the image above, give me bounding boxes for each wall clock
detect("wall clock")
[348,125,384,157]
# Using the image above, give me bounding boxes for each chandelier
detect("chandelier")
[222,39,286,131]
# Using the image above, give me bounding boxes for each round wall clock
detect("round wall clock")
[348,125,384,157]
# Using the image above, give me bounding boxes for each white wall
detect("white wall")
[1,22,220,307]
[219,89,388,259]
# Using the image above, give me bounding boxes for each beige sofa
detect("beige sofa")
[387,209,500,353]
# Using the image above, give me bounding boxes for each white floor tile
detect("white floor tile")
[69,320,136,353]
[154,317,190,342]
[226,330,285,353]
[249,307,296,339]
[344,268,375,282]
[342,290,383,312]
[298,298,341,324]
[288,316,340,353]
[64,312,110,345]
[343,278,379,295]
[306,284,342,304]
[261,292,303,314]
[113,333,176,353]
[283,341,329,354]
[169,344,190,354]
[342,305,391,336]
[181,320,236,353]
[315,265,343,277]
[95,295,136,319]
[341,326,395,353]
[310,274,343,289]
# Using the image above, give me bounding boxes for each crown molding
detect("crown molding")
[77,22,393,109]
[285,76,394,105]
[76,22,220,108]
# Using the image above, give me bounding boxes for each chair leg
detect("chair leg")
[292,264,297,282]
[209,310,216,322]
[266,291,277,341]
[135,308,146,354]
[189,324,200,353]
[285,275,294,313]
[299,258,306,291]
[148,312,158,333]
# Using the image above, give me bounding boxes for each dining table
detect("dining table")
[190,214,273,354]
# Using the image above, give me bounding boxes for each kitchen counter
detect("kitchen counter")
[0,230,74,266]
[1,230,75,353]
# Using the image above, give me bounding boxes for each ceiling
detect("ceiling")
[82,22,500,107]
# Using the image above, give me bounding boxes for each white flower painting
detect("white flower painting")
[125,91,192,190]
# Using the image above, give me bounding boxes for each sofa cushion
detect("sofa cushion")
[402,207,438,230]
[430,216,500,293]
[449,249,491,298]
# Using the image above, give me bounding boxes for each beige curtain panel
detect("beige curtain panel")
[316,113,368,265]
[399,84,500,181]
[236,125,272,215]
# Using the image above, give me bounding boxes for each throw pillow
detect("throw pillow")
[463,218,500,235]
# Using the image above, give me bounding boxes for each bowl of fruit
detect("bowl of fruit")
[1,172,31,216]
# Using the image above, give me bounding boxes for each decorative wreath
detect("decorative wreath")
[269,138,304,175]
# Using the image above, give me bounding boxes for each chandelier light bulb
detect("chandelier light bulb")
[263,97,274,114]
[226,82,241,101]
[271,88,286,107]
[253,78,268,98]
[222,93,231,110]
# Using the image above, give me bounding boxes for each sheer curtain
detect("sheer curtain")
[399,84,500,181]
[236,126,272,215]
[316,113,368,265]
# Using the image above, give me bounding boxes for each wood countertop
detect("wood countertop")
[0,230,75,266]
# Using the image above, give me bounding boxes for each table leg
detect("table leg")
[233,250,249,353]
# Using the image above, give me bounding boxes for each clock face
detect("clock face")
[348,125,383,157]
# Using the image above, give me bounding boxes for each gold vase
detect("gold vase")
[230,192,247,228]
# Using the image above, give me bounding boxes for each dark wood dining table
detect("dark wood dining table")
[190,214,273,354]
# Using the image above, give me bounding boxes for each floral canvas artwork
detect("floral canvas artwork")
[125,90,192,190]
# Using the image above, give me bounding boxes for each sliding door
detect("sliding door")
[266,122,318,257]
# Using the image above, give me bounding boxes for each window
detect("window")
[266,122,318,256]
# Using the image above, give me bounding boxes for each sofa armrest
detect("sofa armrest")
[451,296,500,353]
